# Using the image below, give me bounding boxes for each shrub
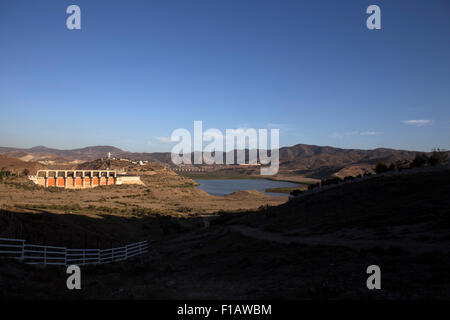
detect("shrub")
[411,153,429,168]
[375,161,388,174]
[308,183,320,190]
[343,176,354,182]
[0,169,11,180]
[290,189,303,196]
[395,160,410,171]
[388,163,396,171]
[321,177,342,186]
[428,148,448,166]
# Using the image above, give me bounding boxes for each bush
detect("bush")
[308,183,320,190]
[428,148,448,166]
[0,169,11,180]
[375,162,388,174]
[290,189,303,196]
[321,177,342,186]
[176,207,193,213]
[395,160,410,171]
[22,168,30,176]
[411,153,429,168]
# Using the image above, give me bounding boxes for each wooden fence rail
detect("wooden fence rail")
[0,238,148,266]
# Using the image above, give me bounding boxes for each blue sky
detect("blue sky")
[0,0,449,152]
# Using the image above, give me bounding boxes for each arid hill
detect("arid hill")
[277,144,421,177]
[74,158,166,173]
[0,155,44,175]
[0,168,448,299]
[0,145,124,163]
[1,144,445,178]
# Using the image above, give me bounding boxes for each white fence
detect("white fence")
[0,238,148,266]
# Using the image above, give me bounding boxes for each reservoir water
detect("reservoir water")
[195,179,300,196]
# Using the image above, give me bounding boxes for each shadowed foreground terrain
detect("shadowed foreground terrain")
[0,169,449,299]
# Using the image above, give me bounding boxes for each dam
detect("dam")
[29,170,143,189]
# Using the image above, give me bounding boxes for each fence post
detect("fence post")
[21,240,25,260]
[0,238,147,266]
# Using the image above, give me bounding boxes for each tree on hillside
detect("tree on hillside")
[388,163,396,171]
[343,176,355,182]
[410,153,429,168]
[22,168,30,176]
[321,177,342,186]
[290,189,303,196]
[375,161,388,174]
[0,169,11,181]
[428,148,448,166]
[308,183,320,190]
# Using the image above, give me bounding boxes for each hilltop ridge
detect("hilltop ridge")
[0,143,446,178]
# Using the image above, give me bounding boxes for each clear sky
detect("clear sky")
[0,0,449,152]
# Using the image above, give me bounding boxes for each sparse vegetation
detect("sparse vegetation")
[0,169,11,181]
[321,177,342,186]
[265,185,306,194]
[176,206,193,213]
[289,189,304,196]
[411,153,429,168]
[428,148,448,166]
[371,149,449,173]
[375,161,388,174]
[308,182,320,190]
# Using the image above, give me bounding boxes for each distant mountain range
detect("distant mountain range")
[0,144,429,177]
[0,145,125,163]
[277,144,422,177]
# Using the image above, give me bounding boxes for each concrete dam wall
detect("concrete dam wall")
[29,170,144,189]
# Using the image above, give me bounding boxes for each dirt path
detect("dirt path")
[228,224,449,254]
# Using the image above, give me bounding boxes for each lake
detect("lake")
[195,179,300,196]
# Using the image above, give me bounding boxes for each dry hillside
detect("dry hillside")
[1,144,437,178]
[0,168,449,299]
